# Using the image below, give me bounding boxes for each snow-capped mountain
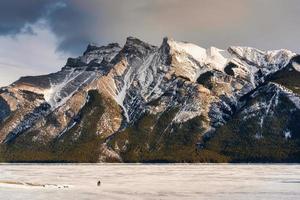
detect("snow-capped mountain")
[0,37,299,162]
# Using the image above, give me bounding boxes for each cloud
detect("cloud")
[0,0,299,55]
[0,0,299,86]
[0,21,70,86]
[0,0,62,35]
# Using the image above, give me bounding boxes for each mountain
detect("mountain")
[0,37,299,163]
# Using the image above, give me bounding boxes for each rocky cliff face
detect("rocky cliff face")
[0,37,299,162]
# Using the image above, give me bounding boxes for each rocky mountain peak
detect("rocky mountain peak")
[83,42,120,55]
[64,42,122,70]
[228,46,295,69]
[0,37,299,163]
[118,37,157,60]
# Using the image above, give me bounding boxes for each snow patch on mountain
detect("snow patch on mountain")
[114,66,134,122]
[229,47,294,67]
[229,47,295,75]
[168,39,230,70]
[206,47,229,71]
[284,129,292,139]
[168,39,207,63]
[43,68,97,109]
[167,39,231,82]
[258,87,279,129]
[272,82,300,109]
[292,61,300,72]
[240,82,300,136]
[44,69,80,108]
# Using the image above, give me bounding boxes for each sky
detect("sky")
[0,0,299,86]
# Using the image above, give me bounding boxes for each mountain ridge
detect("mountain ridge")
[0,37,299,162]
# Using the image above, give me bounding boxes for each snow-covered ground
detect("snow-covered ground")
[0,164,299,200]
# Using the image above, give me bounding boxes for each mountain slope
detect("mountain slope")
[0,37,299,162]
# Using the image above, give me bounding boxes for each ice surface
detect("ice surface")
[0,164,300,200]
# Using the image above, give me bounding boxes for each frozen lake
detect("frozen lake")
[0,164,299,200]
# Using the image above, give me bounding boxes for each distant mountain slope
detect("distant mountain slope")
[0,37,299,162]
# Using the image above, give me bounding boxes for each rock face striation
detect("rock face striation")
[0,37,299,162]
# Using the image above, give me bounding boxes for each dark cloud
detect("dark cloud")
[0,0,61,34]
[0,0,89,54]
[0,0,299,55]
[46,0,102,54]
